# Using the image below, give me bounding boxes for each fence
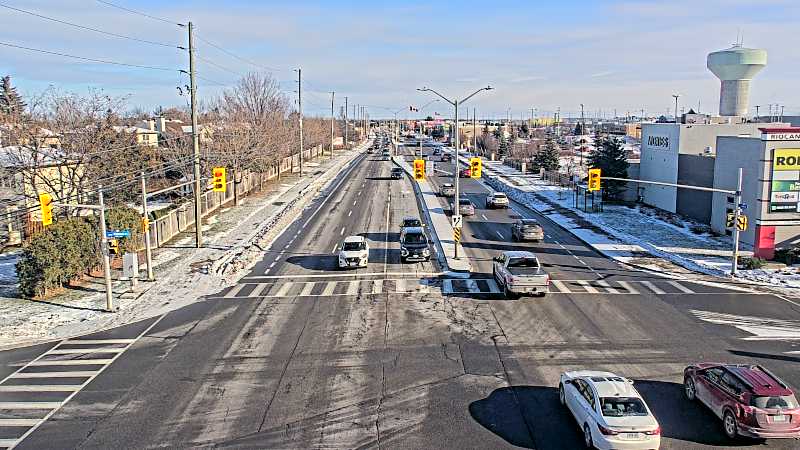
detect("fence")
[146,144,324,249]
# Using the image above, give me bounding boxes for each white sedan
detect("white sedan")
[559,371,661,449]
[338,235,369,269]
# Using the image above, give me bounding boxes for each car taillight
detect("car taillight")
[545,276,550,285]
[597,425,619,436]
[644,427,661,436]
[737,405,754,418]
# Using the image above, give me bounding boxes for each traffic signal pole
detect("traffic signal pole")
[141,173,154,282]
[731,168,743,276]
[97,186,114,312]
[188,21,202,249]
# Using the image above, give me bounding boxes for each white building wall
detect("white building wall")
[640,124,680,212]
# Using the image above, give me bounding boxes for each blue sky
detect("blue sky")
[2,0,799,119]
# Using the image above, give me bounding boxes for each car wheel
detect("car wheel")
[684,376,697,401]
[503,284,518,300]
[583,424,593,449]
[723,410,738,439]
[558,383,566,405]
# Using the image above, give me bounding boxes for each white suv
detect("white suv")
[338,236,369,269]
[559,371,661,449]
[486,192,509,209]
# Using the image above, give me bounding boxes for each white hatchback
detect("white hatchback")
[559,371,661,449]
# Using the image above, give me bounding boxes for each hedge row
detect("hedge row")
[16,206,144,298]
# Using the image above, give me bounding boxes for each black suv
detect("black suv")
[390,168,403,179]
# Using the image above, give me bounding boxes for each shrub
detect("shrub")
[740,257,767,270]
[105,206,144,254]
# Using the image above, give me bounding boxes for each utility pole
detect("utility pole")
[780,105,785,122]
[473,107,477,154]
[97,186,114,312]
[754,105,760,122]
[344,96,349,149]
[731,168,743,276]
[672,94,680,123]
[141,173,154,281]
[188,21,202,248]
[580,103,586,167]
[296,68,303,176]
[330,91,335,158]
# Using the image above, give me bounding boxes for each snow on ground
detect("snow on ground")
[482,160,800,290]
[0,143,369,349]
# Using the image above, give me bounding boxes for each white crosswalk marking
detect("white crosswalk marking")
[224,283,248,298]
[0,402,62,409]
[47,347,125,354]
[0,419,40,426]
[62,339,135,345]
[617,281,639,294]
[322,281,336,296]
[640,281,666,295]
[668,280,695,294]
[395,279,406,293]
[250,283,271,297]
[27,359,113,366]
[597,280,620,294]
[10,371,97,378]
[299,282,315,296]
[577,280,599,293]
[551,280,571,293]
[274,282,294,297]
[0,385,82,392]
[346,280,360,295]
[372,279,383,294]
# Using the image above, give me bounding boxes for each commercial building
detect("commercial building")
[711,127,800,258]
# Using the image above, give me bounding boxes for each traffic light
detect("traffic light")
[108,238,120,255]
[212,167,226,192]
[470,157,482,178]
[588,168,601,191]
[413,159,425,180]
[725,213,735,228]
[39,193,53,226]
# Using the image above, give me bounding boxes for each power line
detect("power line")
[0,41,175,71]
[0,2,180,49]
[193,32,283,73]
[95,0,184,27]
[194,54,243,78]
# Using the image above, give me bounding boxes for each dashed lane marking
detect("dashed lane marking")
[495,231,505,240]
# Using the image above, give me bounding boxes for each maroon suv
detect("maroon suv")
[684,363,800,439]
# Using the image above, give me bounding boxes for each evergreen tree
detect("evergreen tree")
[573,122,583,135]
[533,137,560,172]
[587,135,629,199]
[0,76,26,118]
[520,122,530,137]
[492,126,502,139]
[498,135,509,155]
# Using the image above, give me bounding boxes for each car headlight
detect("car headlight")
[401,248,409,256]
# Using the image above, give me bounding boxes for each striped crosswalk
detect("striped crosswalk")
[220,277,711,299]
[0,320,161,450]
[443,278,707,296]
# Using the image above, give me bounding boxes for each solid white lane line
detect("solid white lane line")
[668,280,695,294]
[47,348,125,355]
[372,279,383,294]
[244,271,443,280]
[274,282,294,297]
[346,280,360,295]
[0,402,62,410]
[640,280,666,295]
[224,283,248,298]
[27,359,114,366]
[322,281,337,296]
[340,227,345,235]
[10,371,97,378]
[61,339,135,345]
[551,280,571,293]
[299,282,315,296]
[617,281,640,294]
[384,193,391,274]
[496,231,505,240]
[0,385,82,392]
[597,280,620,294]
[577,280,599,294]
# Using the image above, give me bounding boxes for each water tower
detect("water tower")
[707,45,767,117]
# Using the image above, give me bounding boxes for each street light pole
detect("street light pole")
[417,85,493,259]
[672,94,681,123]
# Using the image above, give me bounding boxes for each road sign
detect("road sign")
[452,214,462,228]
[453,227,461,242]
[738,202,747,211]
[105,229,131,238]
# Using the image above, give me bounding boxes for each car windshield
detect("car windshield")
[521,223,541,230]
[600,397,648,417]
[493,193,507,198]
[750,395,799,410]
[507,257,539,268]
[403,219,422,227]
[403,232,427,245]
[342,242,365,251]
[459,199,471,205]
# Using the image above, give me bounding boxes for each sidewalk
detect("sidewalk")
[471,158,800,292]
[0,143,368,349]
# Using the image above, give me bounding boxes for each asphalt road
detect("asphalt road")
[2,138,800,449]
